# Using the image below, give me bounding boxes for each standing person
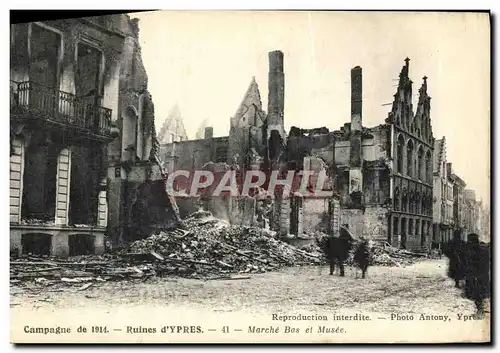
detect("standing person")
[316,235,352,277]
[444,231,466,288]
[354,237,370,279]
[463,233,490,317]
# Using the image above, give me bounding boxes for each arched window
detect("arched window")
[409,191,415,213]
[415,192,421,214]
[407,140,414,177]
[394,187,400,211]
[417,146,424,180]
[397,135,405,174]
[122,106,138,162]
[425,150,432,183]
[402,188,408,212]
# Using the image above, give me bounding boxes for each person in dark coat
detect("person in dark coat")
[444,232,466,288]
[329,235,352,276]
[317,235,353,277]
[463,233,490,317]
[354,238,370,279]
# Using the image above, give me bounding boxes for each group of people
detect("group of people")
[318,228,491,317]
[317,231,371,279]
[444,232,491,316]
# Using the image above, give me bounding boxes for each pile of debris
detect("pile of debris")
[364,242,428,267]
[10,254,136,292]
[126,210,323,278]
[10,212,430,288]
[10,210,324,286]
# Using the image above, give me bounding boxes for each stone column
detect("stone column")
[279,198,291,235]
[55,147,71,226]
[373,168,381,203]
[296,196,304,236]
[51,233,69,257]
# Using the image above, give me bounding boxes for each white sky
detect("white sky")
[131,11,490,205]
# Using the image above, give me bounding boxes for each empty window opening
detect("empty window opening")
[22,233,52,256]
[122,107,138,162]
[30,24,60,89]
[75,42,101,101]
[76,42,102,130]
[22,137,59,222]
[69,143,99,226]
[68,234,95,256]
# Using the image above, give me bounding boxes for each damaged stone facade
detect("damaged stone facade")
[384,60,434,250]
[104,16,170,246]
[320,61,435,250]
[10,17,123,256]
[10,14,162,255]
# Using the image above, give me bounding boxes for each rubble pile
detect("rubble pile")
[10,210,323,286]
[364,242,428,267]
[10,212,430,288]
[127,210,323,277]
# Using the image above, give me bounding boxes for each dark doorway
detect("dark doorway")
[401,218,407,249]
[69,143,100,226]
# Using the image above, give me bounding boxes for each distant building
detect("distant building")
[477,202,490,242]
[448,163,467,241]
[432,138,454,244]
[157,104,189,144]
[464,189,478,235]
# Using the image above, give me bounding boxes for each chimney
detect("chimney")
[204,126,213,139]
[348,66,364,208]
[267,50,284,128]
[350,66,363,168]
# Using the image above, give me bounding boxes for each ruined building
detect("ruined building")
[323,60,435,250]
[159,52,435,250]
[10,15,162,255]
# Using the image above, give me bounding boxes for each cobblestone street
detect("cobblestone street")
[10,259,490,343]
[10,259,487,315]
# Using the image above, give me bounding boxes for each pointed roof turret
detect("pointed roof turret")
[231,77,264,128]
[157,104,189,144]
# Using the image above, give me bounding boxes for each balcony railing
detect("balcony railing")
[10,80,112,137]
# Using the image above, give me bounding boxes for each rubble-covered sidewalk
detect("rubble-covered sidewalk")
[10,211,429,289]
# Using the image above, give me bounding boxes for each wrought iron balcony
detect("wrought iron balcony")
[10,80,112,137]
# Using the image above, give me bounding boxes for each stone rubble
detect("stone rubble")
[10,211,428,289]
